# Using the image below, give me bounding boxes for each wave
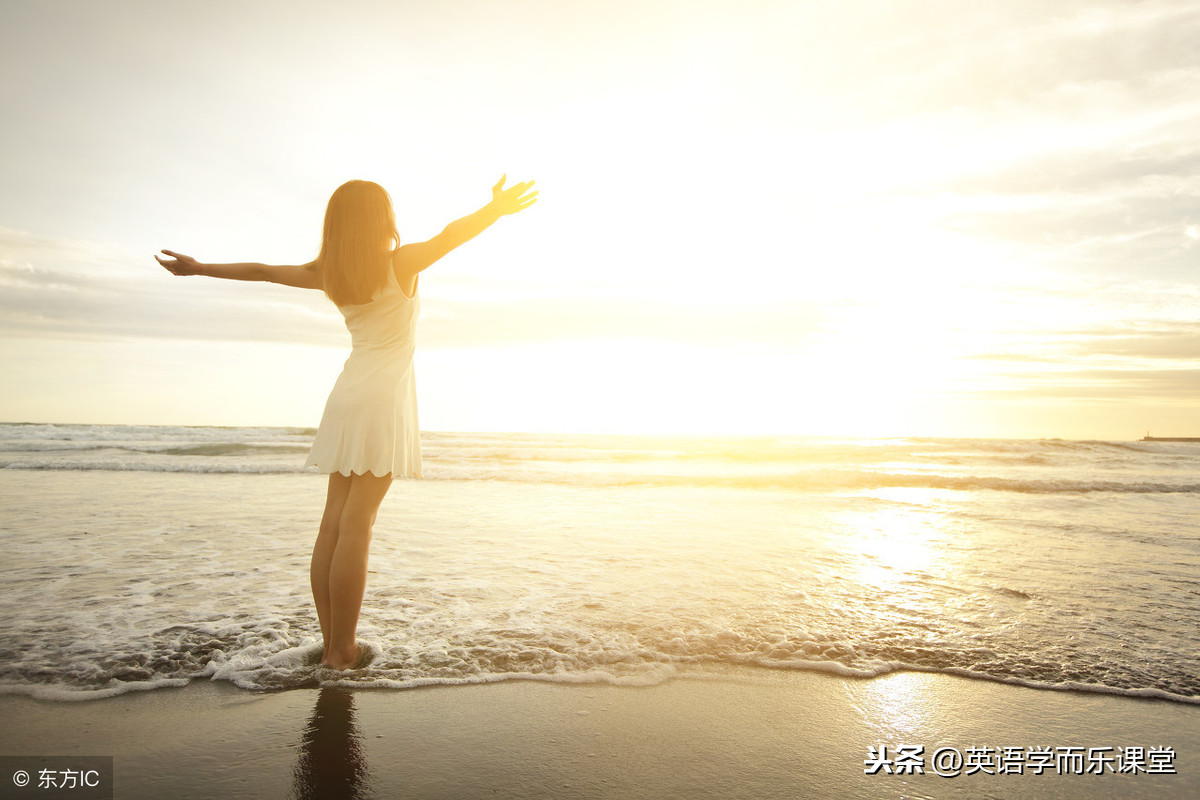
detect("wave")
[0,422,315,439]
[4,621,1197,705]
[0,442,311,457]
[0,460,302,475]
[3,457,1197,494]
[5,425,1198,496]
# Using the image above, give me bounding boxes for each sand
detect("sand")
[1,669,1196,799]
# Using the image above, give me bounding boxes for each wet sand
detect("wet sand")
[1,669,1196,799]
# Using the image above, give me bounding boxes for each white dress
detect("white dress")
[305,267,421,478]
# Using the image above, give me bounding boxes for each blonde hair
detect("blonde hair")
[318,180,399,306]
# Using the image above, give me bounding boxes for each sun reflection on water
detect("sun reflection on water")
[840,498,949,591]
[850,672,943,740]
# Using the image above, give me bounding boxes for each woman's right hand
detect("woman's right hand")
[490,176,538,216]
[155,249,202,276]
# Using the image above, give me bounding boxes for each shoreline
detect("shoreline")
[5,658,1200,707]
[1,670,1195,799]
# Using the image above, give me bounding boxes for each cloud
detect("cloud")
[873,1,1200,114]
[0,227,343,346]
[988,367,1200,401]
[975,326,1200,361]
[963,316,1200,408]
[1071,324,1200,360]
[0,226,826,352]
[946,142,1200,197]
[805,2,1200,284]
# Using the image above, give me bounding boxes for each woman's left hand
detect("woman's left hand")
[491,176,538,216]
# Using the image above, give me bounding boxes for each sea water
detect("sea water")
[0,423,1196,703]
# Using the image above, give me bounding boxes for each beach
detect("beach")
[1,425,1198,797]
[6,0,1200,794]
[2,670,1196,799]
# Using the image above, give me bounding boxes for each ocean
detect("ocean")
[1,422,1197,704]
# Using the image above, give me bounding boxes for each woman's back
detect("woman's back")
[307,264,422,479]
[337,266,420,354]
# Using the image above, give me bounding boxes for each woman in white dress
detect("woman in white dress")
[156,176,537,670]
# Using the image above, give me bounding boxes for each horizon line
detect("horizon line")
[0,419,1169,443]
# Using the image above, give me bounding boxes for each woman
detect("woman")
[156,176,537,670]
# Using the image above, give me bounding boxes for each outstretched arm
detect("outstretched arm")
[155,250,322,290]
[395,176,537,277]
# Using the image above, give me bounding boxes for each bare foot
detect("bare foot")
[319,655,357,670]
[320,644,363,671]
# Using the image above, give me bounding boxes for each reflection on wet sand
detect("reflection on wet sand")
[291,687,372,799]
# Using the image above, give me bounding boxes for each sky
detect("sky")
[1,0,1197,438]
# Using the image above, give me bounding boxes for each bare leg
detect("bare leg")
[311,473,353,663]
[322,471,392,669]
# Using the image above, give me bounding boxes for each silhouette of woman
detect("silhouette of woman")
[157,176,537,670]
